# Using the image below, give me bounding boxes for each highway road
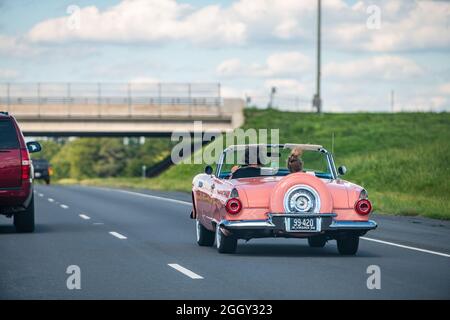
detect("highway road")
[1,185,449,299]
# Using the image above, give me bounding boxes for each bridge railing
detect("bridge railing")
[0,82,224,118]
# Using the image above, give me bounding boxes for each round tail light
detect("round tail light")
[355,199,372,215]
[225,198,242,215]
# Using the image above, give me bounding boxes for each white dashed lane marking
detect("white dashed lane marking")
[168,264,204,279]
[109,231,127,240]
[48,198,54,202]
[60,204,69,209]
[79,214,91,220]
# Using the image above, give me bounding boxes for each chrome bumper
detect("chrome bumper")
[220,215,377,232]
[328,220,377,230]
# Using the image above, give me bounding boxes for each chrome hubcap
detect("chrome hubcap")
[284,185,321,214]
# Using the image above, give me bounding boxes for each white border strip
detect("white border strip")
[361,237,450,258]
[168,263,203,279]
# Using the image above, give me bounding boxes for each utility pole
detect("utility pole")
[313,0,322,114]
[390,89,394,113]
[268,86,277,108]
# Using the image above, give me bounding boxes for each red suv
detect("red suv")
[0,111,41,232]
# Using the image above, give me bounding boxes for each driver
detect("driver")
[230,146,263,179]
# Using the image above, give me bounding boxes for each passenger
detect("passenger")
[287,147,303,173]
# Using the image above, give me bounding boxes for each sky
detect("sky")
[0,0,449,112]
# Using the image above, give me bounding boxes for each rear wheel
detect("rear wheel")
[337,234,359,255]
[308,235,327,248]
[196,220,215,246]
[45,178,50,185]
[14,195,35,233]
[216,226,237,254]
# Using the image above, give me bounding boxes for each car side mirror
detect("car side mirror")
[204,165,213,175]
[26,141,42,153]
[338,165,347,175]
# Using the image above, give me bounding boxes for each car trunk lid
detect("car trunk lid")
[232,176,282,207]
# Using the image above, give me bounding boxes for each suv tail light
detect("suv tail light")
[225,198,242,215]
[355,199,372,215]
[20,148,31,181]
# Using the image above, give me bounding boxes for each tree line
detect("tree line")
[32,137,174,180]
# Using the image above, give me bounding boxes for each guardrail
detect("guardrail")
[0,82,222,106]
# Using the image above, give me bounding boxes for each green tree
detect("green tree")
[93,138,128,177]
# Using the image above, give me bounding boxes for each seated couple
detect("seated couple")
[230,147,303,179]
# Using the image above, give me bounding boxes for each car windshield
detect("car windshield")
[218,145,332,179]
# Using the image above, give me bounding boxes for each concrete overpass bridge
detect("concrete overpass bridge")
[0,83,244,137]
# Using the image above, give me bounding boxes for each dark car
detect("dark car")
[0,111,41,232]
[32,158,51,185]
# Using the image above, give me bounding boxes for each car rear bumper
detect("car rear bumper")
[220,213,377,237]
[0,183,33,214]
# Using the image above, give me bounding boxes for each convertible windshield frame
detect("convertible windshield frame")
[215,144,338,180]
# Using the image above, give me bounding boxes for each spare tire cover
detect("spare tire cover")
[269,172,333,213]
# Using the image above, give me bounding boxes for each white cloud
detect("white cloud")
[0,68,19,80]
[23,0,450,52]
[438,83,450,95]
[27,0,246,45]
[324,55,423,80]
[129,76,160,83]
[328,0,450,52]
[217,52,311,78]
[264,79,308,96]
[0,35,40,57]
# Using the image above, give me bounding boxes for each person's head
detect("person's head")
[287,148,303,173]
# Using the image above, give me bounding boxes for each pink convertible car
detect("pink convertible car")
[191,144,377,255]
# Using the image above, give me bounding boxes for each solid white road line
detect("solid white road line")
[109,231,127,240]
[60,204,69,209]
[168,264,204,279]
[48,198,54,202]
[116,189,191,206]
[79,214,91,220]
[361,237,450,258]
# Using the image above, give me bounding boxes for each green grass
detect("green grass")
[58,109,450,220]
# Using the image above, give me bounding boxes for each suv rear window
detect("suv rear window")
[0,120,20,149]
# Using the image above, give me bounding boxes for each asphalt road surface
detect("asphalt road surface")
[1,185,449,299]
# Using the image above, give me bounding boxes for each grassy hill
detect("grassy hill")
[72,109,450,220]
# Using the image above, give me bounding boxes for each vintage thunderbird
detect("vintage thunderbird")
[191,144,377,255]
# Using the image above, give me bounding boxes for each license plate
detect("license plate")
[286,217,319,232]
[34,172,41,177]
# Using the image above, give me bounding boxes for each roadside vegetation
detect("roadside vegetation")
[31,137,174,180]
[44,109,449,220]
